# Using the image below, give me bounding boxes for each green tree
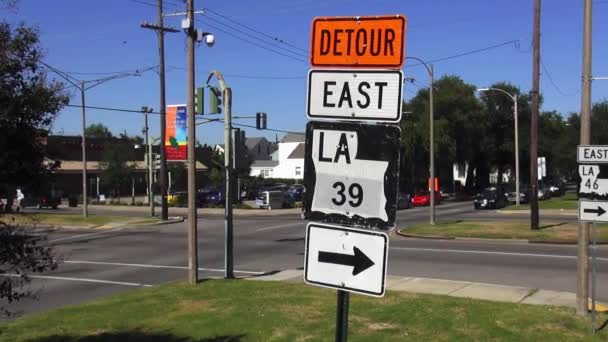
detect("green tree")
[0,22,68,209]
[85,123,113,138]
[0,19,62,314]
[99,140,135,200]
[401,75,481,193]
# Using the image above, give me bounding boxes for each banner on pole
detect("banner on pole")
[165,105,187,161]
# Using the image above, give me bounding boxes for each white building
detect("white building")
[249,133,305,179]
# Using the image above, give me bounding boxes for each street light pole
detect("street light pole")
[429,64,435,225]
[40,62,147,218]
[406,57,436,225]
[80,81,88,217]
[477,87,520,206]
[514,96,519,206]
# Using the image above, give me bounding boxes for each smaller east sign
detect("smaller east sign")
[165,105,187,161]
[310,15,407,68]
[578,145,608,164]
[307,69,403,123]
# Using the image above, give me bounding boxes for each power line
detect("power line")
[201,20,307,64]
[204,7,308,53]
[64,104,304,135]
[540,59,579,96]
[202,14,307,58]
[43,65,158,76]
[167,65,304,79]
[407,39,519,67]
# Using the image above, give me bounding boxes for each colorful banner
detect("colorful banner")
[165,105,187,161]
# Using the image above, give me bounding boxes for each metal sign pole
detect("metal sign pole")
[335,290,349,342]
[591,222,597,334]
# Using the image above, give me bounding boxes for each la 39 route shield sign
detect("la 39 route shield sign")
[303,121,400,230]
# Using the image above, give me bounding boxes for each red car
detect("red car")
[411,191,441,207]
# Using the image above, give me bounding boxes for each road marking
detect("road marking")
[1,274,152,287]
[256,222,304,232]
[390,246,608,261]
[64,260,264,275]
[47,228,123,243]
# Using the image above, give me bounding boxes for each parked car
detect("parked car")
[474,187,507,209]
[397,193,411,210]
[287,184,306,202]
[411,191,441,207]
[538,184,551,200]
[37,196,60,209]
[548,183,564,197]
[506,189,527,204]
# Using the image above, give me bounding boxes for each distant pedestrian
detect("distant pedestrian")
[16,188,24,212]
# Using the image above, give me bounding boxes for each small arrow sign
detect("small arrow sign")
[318,247,375,276]
[304,222,389,297]
[584,206,607,216]
[579,200,608,223]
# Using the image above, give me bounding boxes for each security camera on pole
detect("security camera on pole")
[302,14,407,341]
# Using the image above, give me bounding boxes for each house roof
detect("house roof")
[280,133,305,143]
[245,137,265,150]
[287,143,305,159]
[251,160,279,168]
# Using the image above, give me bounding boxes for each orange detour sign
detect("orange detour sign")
[310,15,407,68]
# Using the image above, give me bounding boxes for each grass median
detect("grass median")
[505,193,578,210]
[0,213,161,227]
[401,220,608,242]
[1,279,605,341]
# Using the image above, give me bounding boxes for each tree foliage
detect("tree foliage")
[85,123,113,138]
[400,74,603,194]
[0,222,58,316]
[0,22,68,209]
[99,139,136,199]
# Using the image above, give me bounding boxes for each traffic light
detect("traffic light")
[233,129,249,170]
[256,112,267,130]
[153,153,161,170]
[209,86,222,114]
[195,87,204,114]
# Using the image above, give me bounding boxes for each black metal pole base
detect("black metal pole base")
[336,290,349,342]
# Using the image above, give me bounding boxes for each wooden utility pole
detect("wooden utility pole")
[185,0,198,285]
[578,0,593,316]
[530,0,541,230]
[140,0,179,221]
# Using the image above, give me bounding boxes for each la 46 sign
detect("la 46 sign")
[303,121,400,229]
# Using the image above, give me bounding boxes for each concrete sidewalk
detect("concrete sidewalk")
[248,269,607,311]
[86,204,302,217]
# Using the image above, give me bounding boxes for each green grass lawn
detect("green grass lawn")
[401,220,608,242]
[0,213,160,227]
[505,192,578,210]
[0,280,605,341]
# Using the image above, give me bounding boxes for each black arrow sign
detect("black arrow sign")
[584,206,607,216]
[318,246,375,276]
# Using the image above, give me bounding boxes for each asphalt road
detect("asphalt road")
[6,201,606,318]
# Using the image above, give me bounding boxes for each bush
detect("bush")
[0,222,58,316]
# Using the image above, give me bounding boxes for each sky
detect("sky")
[4,0,608,145]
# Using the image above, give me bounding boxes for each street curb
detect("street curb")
[247,269,608,311]
[396,230,608,245]
[16,217,184,230]
[395,230,455,240]
[143,216,185,226]
[498,209,577,216]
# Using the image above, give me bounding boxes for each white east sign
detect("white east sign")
[306,69,403,123]
[578,145,608,164]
